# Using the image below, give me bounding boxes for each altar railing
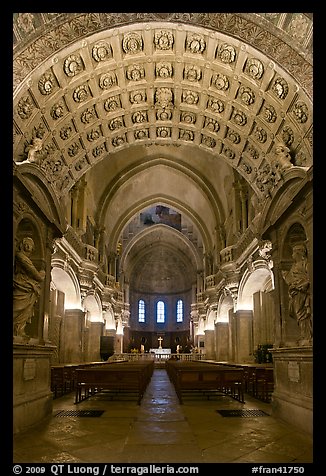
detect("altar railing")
[109,352,206,362]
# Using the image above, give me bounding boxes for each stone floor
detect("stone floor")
[13,368,313,464]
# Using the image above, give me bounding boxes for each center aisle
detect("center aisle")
[119,367,205,463]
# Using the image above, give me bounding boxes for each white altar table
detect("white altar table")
[149,348,171,359]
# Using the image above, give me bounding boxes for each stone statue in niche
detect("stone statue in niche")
[282,243,312,344]
[13,237,45,338]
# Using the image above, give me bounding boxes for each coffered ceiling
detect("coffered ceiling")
[13,13,313,277]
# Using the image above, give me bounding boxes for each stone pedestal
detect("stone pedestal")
[271,346,313,434]
[13,342,55,435]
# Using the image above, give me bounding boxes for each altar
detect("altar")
[149,348,171,356]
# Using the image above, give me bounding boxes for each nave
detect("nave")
[13,368,313,464]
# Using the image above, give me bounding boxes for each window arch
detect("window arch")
[156,301,165,323]
[138,299,145,322]
[176,299,183,322]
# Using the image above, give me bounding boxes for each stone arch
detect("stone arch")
[205,308,216,330]
[103,305,116,330]
[83,293,103,322]
[238,262,273,311]
[217,292,234,322]
[51,266,81,310]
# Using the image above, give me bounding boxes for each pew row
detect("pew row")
[200,360,274,403]
[74,360,154,405]
[165,360,245,404]
[51,360,127,398]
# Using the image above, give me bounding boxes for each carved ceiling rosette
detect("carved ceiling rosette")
[244,57,264,80]
[112,134,127,147]
[157,127,171,138]
[129,89,147,104]
[293,101,308,123]
[185,33,206,54]
[99,72,117,90]
[184,65,201,82]
[254,126,267,143]
[226,128,241,144]
[155,62,173,79]
[231,108,247,127]
[50,101,66,121]
[182,90,199,106]
[154,30,174,50]
[126,64,145,81]
[207,96,224,114]
[155,87,174,109]
[217,43,236,63]
[38,70,57,95]
[179,129,194,141]
[204,117,219,132]
[180,111,196,125]
[271,77,289,100]
[17,95,34,120]
[73,84,90,103]
[238,85,255,106]
[108,117,124,131]
[132,111,148,124]
[201,135,216,148]
[211,72,229,91]
[64,54,84,77]
[80,107,97,125]
[122,32,143,54]
[92,41,112,62]
[261,103,277,123]
[134,129,149,140]
[104,95,121,112]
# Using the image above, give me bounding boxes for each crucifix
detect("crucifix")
[158,336,163,349]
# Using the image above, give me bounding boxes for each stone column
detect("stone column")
[204,329,215,360]
[87,322,105,361]
[62,309,85,363]
[215,322,229,361]
[234,310,254,362]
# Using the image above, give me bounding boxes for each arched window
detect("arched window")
[138,299,145,322]
[176,299,183,322]
[156,300,165,323]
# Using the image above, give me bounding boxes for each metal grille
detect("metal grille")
[217,409,269,417]
[54,410,104,417]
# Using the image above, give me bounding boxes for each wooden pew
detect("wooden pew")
[74,361,154,405]
[252,367,274,402]
[50,360,127,398]
[166,360,244,404]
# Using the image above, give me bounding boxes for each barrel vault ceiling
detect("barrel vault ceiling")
[13,13,313,288]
